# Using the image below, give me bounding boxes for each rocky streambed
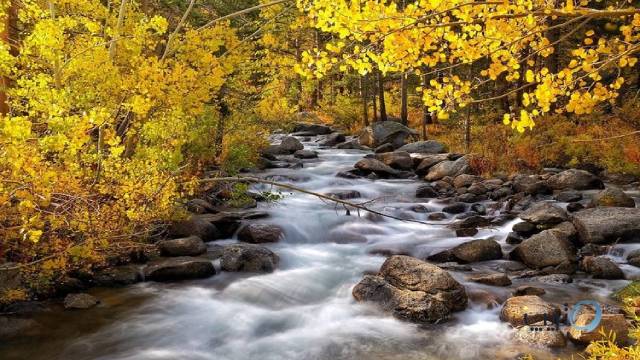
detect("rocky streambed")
[1,121,640,360]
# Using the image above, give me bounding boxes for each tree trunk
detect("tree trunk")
[294,37,303,112]
[360,75,369,127]
[0,1,13,115]
[421,73,429,140]
[377,69,387,122]
[464,105,472,153]
[215,99,231,158]
[400,73,408,126]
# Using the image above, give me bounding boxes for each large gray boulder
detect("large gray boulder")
[237,224,284,244]
[397,140,447,154]
[572,207,640,244]
[414,154,451,175]
[500,295,561,327]
[221,244,279,273]
[374,151,413,170]
[547,169,604,190]
[157,236,207,257]
[279,136,304,153]
[519,202,568,225]
[292,121,332,135]
[581,256,624,279]
[352,255,467,323]
[144,257,215,281]
[451,238,503,263]
[169,215,221,242]
[510,229,577,274]
[358,121,418,148]
[354,158,408,178]
[425,156,470,181]
[591,187,636,208]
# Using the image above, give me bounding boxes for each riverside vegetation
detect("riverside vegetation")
[1,1,640,360]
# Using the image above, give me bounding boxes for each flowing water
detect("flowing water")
[1,136,636,360]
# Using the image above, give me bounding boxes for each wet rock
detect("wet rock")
[512,221,538,237]
[555,190,583,203]
[470,203,487,215]
[425,156,470,181]
[63,293,99,309]
[336,170,363,179]
[416,185,438,198]
[428,212,447,221]
[292,122,332,135]
[468,273,512,286]
[571,207,640,244]
[467,183,488,195]
[409,205,430,213]
[451,215,492,230]
[237,224,284,244]
[451,238,503,263]
[443,202,466,214]
[294,149,318,159]
[414,154,450,175]
[534,274,573,284]
[513,286,546,296]
[186,198,217,214]
[520,202,568,225]
[506,232,524,245]
[93,265,142,287]
[547,169,604,190]
[157,236,207,257]
[581,256,624,279]
[319,133,346,147]
[374,143,395,153]
[456,228,479,237]
[327,230,368,244]
[627,250,640,267]
[374,151,413,170]
[169,215,221,242]
[591,187,636,208]
[221,244,279,273]
[438,262,473,271]
[568,308,629,345]
[336,140,366,150]
[354,158,401,177]
[359,121,418,148]
[512,175,552,195]
[456,193,478,203]
[352,255,468,323]
[144,257,215,281]
[279,136,304,153]
[490,187,513,200]
[325,190,362,200]
[514,322,567,348]
[512,228,577,274]
[397,140,447,154]
[453,174,480,188]
[500,295,561,327]
[566,202,585,213]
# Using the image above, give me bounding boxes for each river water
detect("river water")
[1,136,635,360]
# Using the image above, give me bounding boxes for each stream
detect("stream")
[1,135,635,360]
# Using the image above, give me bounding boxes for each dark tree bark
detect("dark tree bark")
[377,69,387,122]
[360,75,369,127]
[400,73,408,126]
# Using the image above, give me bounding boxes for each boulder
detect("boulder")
[374,143,395,153]
[591,187,636,208]
[292,122,332,135]
[428,212,447,221]
[513,286,546,296]
[442,202,466,214]
[294,150,318,159]
[571,207,640,244]
[534,274,573,284]
[63,293,99,309]
[92,265,142,287]
[319,133,346,147]
[581,256,624,279]
[279,136,304,153]
[374,151,413,170]
[451,238,503,263]
[510,229,577,274]
[453,174,481,189]
[237,224,284,244]
[512,221,538,237]
[627,250,640,267]
[568,308,629,345]
[336,140,366,150]
[416,185,438,198]
[352,255,467,323]
[144,257,215,281]
[547,169,604,190]
[468,273,511,286]
[221,244,279,273]
[512,175,552,195]
[555,190,583,203]
[520,202,568,225]
[359,121,417,148]
[354,158,406,178]
[425,156,470,181]
[513,322,567,348]
[500,295,561,327]
[414,154,450,175]
[157,236,207,257]
[186,198,217,214]
[169,215,221,242]
[397,140,447,154]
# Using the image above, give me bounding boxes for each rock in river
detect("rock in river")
[157,236,207,257]
[571,207,640,244]
[580,256,624,279]
[397,140,447,154]
[547,169,604,190]
[237,223,284,243]
[425,156,470,181]
[144,257,215,281]
[519,202,568,226]
[591,187,636,208]
[352,255,467,323]
[221,244,279,273]
[510,228,577,274]
[64,293,99,309]
[500,295,561,327]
